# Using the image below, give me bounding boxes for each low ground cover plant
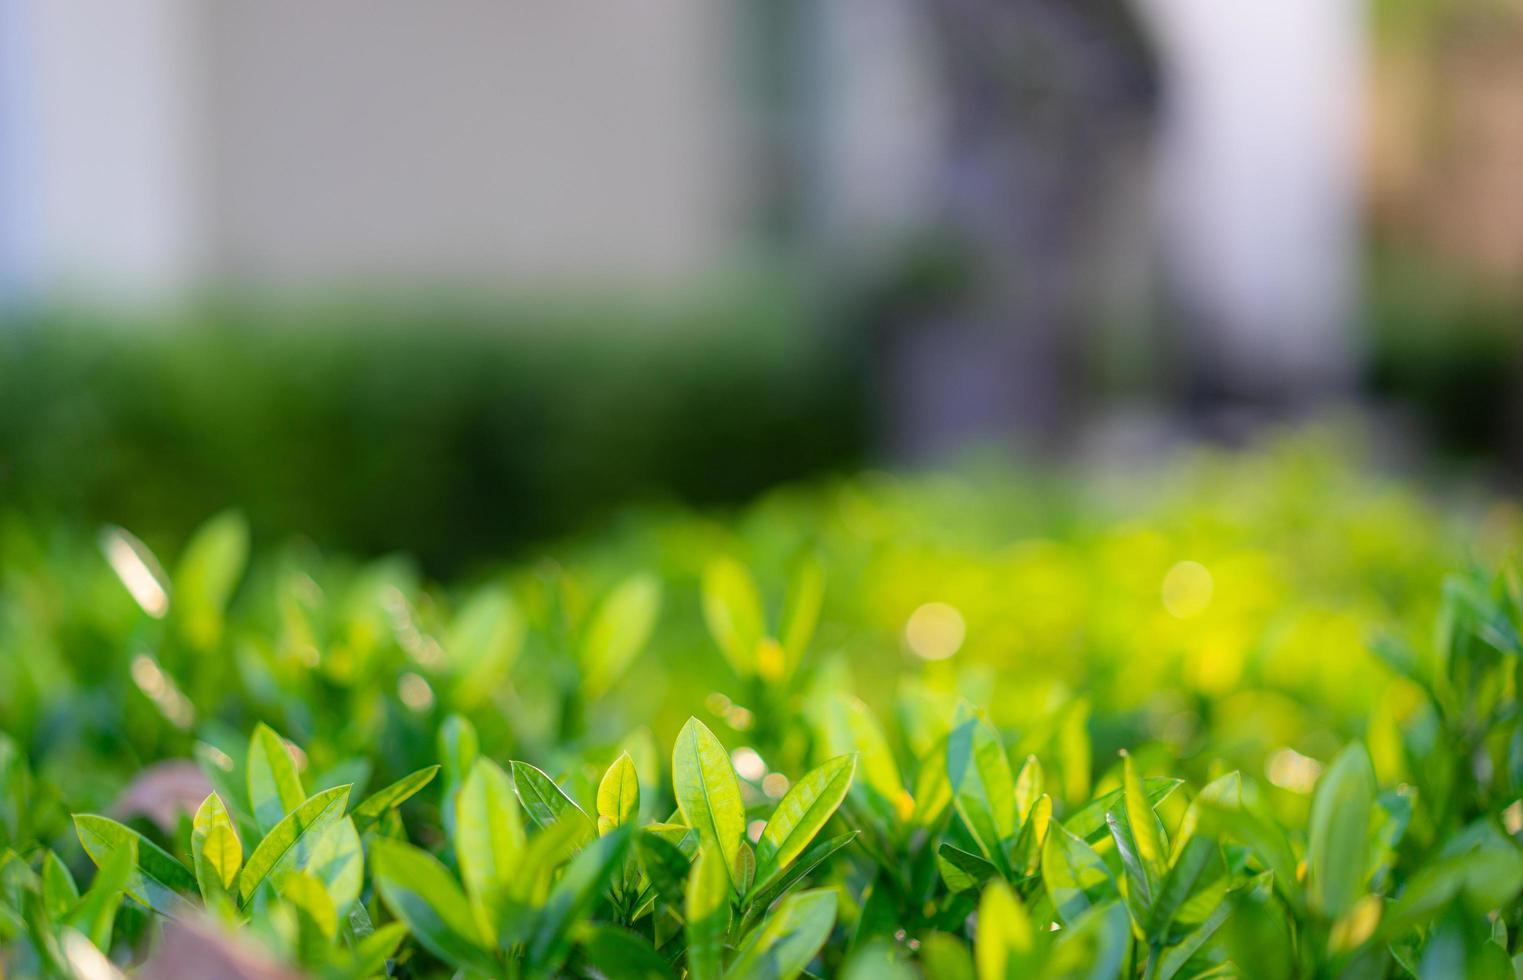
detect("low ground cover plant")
[1,441,1521,976]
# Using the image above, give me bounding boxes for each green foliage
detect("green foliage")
[3,442,1523,974]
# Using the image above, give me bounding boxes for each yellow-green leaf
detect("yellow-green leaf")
[597,752,640,835]
[672,718,745,894]
[757,754,855,885]
[702,558,765,677]
[247,723,305,835]
[237,784,350,904]
[191,793,242,900]
[581,575,662,699]
[686,845,732,980]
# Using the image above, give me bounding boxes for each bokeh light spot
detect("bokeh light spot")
[1162,560,1213,619]
[906,602,966,660]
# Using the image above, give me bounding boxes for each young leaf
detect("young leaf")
[975,880,1035,980]
[73,815,195,918]
[1065,777,1183,843]
[672,718,746,893]
[581,574,662,699]
[739,832,858,938]
[191,793,242,901]
[779,557,824,677]
[1041,823,1118,925]
[303,816,363,913]
[445,587,523,709]
[1012,756,1043,823]
[597,752,641,835]
[456,758,525,910]
[1009,794,1051,877]
[350,765,439,831]
[581,924,677,980]
[726,888,837,980]
[279,869,337,940]
[946,718,1016,875]
[67,839,134,950]
[756,754,855,884]
[687,845,733,980]
[1145,835,1226,941]
[510,760,596,845]
[920,932,975,980]
[527,828,632,973]
[938,843,998,893]
[1306,743,1376,919]
[1120,752,1169,893]
[174,509,248,649]
[638,830,692,907]
[702,558,766,677]
[237,784,350,904]
[41,851,78,922]
[247,723,306,835]
[371,837,496,975]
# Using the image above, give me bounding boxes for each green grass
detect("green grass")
[2,434,1522,976]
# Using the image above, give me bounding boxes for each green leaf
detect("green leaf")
[946,718,1016,875]
[757,754,855,885]
[1306,743,1375,919]
[351,765,439,831]
[445,586,523,709]
[638,829,692,907]
[727,888,837,980]
[920,932,975,980]
[1047,901,1131,980]
[1065,778,1183,844]
[686,845,732,980]
[456,758,524,913]
[597,752,641,835]
[672,717,746,894]
[191,792,243,901]
[581,924,676,980]
[174,509,248,649]
[974,880,1035,980]
[438,714,480,843]
[1012,756,1043,823]
[280,869,337,939]
[817,697,905,826]
[330,922,408,980]
[41,851,78,922]
[73,815,195,918]
[1145,835,1225,941]
[1120,752,1169,894]
[937,843,997,893]
[1041,823,1118,925]
[303,816,363,913]
[247,723,306,835]
[779,557,824,677]
[528,827,631,973]
[510,760,596,846]
[68,837,134,949]
[740,832,857,937]
[702,558,766,677]
[1008,793,1050,878]
[371,837,496,975]
[237,784,350,904]
[1169,771,1240,863]
[581,574,662,699]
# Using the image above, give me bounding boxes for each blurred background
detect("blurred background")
[1,0,1519,572]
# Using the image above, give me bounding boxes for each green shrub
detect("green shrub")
[1,440,1521,975]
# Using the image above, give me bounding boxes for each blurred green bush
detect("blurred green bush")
[0,293,869,574]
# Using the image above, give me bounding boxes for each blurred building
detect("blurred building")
[2,0,1383,448]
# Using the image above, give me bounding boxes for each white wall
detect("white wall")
[1140,0,1364,395]
[2,0,202,300]
[2,0,742,302]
